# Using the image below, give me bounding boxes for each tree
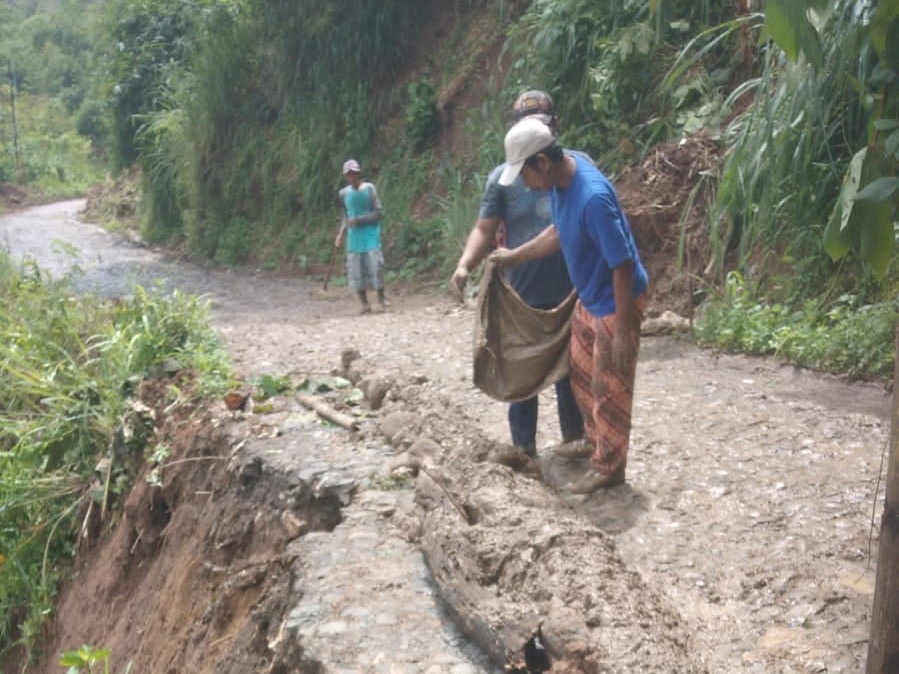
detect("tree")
[97,0,206,169]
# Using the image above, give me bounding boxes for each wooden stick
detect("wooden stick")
[323,244,339,290]
[296,392,358,430]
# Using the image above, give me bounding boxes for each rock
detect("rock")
[360,373,394,410]
[236,456,263,485]
[378,410,419,442]
[280,510,308,540]
[346,357,375,384]
[408,437,442,461]
[486,444,531,469]
[641,310,690,335]
[224,390,250,411]
[389,450,421,474]
[340,348,361,372]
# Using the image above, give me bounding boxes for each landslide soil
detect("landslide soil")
[0,136,891,673]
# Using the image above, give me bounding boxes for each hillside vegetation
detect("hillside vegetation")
[1,0,896,380]
[0,0,897,422]
[0,0,898,665]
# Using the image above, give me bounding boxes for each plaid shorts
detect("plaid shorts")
[346,248,385,291]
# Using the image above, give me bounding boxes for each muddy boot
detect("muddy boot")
[515,440,537,458]
[487,444,531,469]
[569,466,626,494]
[377,288,391,309]
[553,439,592,459]
[358,291,372,314]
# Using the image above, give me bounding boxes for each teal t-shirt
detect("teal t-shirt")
[340,183,382,254]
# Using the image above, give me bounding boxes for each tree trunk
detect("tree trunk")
[866,322,899,673]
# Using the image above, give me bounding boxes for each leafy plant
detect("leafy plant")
[711,0,897,287]
[255,374,293,401]
[60,644,132,674]
[694,271,897,379]
[97,0,208,168]
[297,375,351,393]
[370,471,415,491]
[146,443,171,488]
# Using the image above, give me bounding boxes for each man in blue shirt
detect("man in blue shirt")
[451,91,584,459]
[491,117,649,493]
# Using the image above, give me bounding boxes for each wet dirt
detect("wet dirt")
[1,199,891,674]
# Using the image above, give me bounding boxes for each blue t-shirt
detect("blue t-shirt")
[339,182,382,254]
[479,165,572,307]
[551,153,648,317]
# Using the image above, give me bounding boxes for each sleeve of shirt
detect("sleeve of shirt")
[568,149,597,168]
[478,167,505,220]
[584,192,633,269]
[365,183,383,212]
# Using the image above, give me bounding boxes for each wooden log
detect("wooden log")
[414,454,707,674]
[295,393,358,431]
[417,469,510,666]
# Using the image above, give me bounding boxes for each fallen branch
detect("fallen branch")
[296,392,359,431]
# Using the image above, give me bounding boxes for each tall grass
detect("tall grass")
[506,0,741,167]
[710,1,877,299]
[0,252,232,660]
[668,0,898,376]
[134,1,514,268]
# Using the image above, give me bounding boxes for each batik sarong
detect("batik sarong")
[569,295,648,475]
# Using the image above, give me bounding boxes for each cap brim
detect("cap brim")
[514,112,553,125]
[498,160,525,186]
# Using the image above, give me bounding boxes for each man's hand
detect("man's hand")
[335,231,345,248]
[609,322,639,374]
[488,246,518,267]
[450,265,469,302]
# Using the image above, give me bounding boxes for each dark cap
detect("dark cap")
[512,90,555,124]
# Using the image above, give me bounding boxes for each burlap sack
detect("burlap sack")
[472,259,577,402]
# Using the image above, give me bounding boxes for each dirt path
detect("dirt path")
[2,200,891,673]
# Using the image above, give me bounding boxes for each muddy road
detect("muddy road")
[2,199,892,673]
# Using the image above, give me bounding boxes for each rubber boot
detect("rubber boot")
[569,466,626,493]
[358,291,371,314]
[377,288,391,309]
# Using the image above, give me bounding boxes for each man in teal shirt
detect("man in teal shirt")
[336,159,389,313]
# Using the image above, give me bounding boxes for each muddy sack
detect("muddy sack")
[473,259,576,402]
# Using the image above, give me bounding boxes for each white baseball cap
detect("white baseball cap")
[498,117,557,186]
[342,159,361,174]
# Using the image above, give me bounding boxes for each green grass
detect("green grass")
[694,271,897,380]
[0,252,233,661]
